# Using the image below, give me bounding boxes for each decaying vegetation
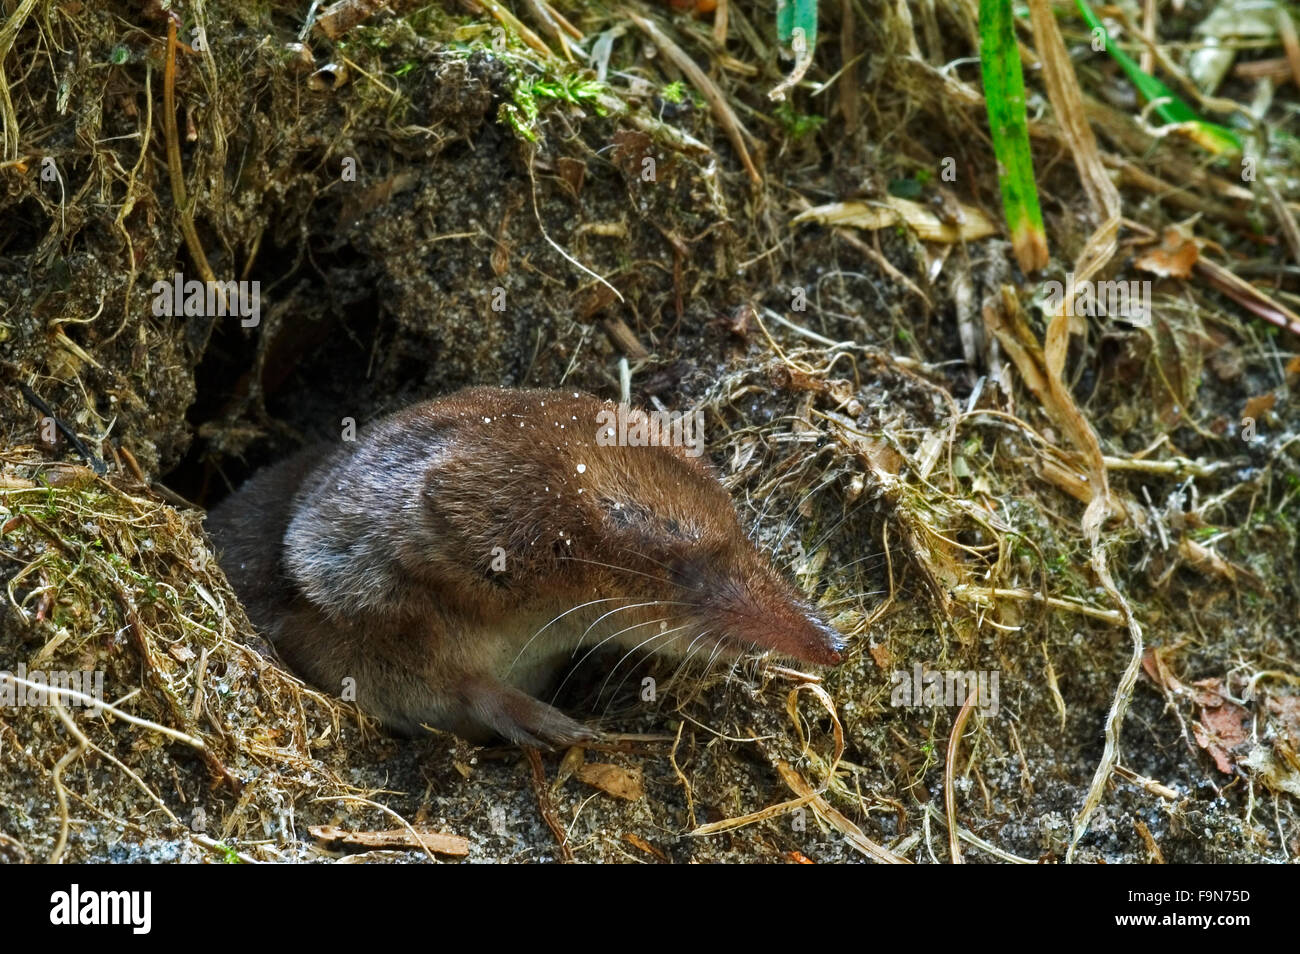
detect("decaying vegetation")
[0,0,1296,862]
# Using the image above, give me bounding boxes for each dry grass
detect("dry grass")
[0,0,1296,862]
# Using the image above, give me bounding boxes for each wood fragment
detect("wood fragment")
[309,824,470,856]
[602,316,650,360]
[314,0,395,40]
[1133,817,1166,863]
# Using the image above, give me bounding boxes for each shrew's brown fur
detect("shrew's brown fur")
[207,387,844,744]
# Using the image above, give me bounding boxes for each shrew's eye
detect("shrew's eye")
[601,497,653,530]
[601,498,696,543]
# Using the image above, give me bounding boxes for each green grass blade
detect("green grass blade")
[979,0,1049,272]
[1074,0,1241,155]
[776,0,818,53]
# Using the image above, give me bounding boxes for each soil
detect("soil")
[0,0,1296,864]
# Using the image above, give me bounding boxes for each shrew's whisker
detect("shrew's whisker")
[595,622,693,705]
[599,629,694,718]
[549,613,688,704]
[557,555,673,587]
[509,595,640,675]
[569,600,677,659]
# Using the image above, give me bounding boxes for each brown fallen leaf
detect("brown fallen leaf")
[553,156,586,199]
[622,832,667,861]
[1190,679,1251,775]
[577,762,644,801]
[1134,227,1199,278]
[1241,392,1277,421]
[167,643,196,663]
[1141,646,1187,695]
[308,824,470,857]
[793,196,997,243]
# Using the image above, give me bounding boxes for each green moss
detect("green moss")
[501,71,608,143]
[773,101,826,140]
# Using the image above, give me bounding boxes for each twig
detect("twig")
[668,720,697,829]
[18,384,106,474]
[477,0,557,60]
[776,762,910,864]
[525,746,574,862]
[1264,178,1300,268]
[311,796,439,863]
[163,20,224,304]
[49,698,89,863]
[921,804,1035,863]
[951,585,1125,625]
[0,673,206,749]
[944,692,977,864]
[627,13,761,184]
[1279,8,1300,92]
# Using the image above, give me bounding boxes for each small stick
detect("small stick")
[944,693,977,864]
[18,384,105,474]
[627,13,761,184]
[1278,8,1300,91]
[311,796,438,863]
[0,673,206,749]
[525,746,574,862]
[163,20,226,311]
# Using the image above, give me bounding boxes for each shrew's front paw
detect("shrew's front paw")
[463,677,597,748]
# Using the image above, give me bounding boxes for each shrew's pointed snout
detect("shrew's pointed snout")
[802,614,847,665]
[704,573,848,666]
[666,551,847,667]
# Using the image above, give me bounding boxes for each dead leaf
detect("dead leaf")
[552,744,586,794]
[554,156,586,198]
[1242,392,1276,420]
[577,762,644,801]
[793,196,997,243]
[1134,228,1199,278]
[1141,646,1187,694]
[167,643,196,663]
[1190,679,1251,774]
[622,832,667,860]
